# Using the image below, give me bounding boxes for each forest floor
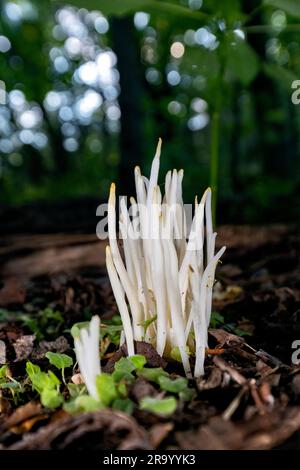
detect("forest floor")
[0,224,299,450]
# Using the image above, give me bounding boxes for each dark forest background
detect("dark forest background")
[0,0,300,233]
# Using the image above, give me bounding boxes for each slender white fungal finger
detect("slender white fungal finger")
[106,246,135,356]
[147,138,162,209]
[74,316,101,400]
[194,246,226,377]
[205,187,213,263]
[163,238,191,377]
[108,183,143,339]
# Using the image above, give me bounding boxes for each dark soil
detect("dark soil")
[0,225,299,450]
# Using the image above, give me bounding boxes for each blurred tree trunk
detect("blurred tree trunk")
[245,1,298,178]
[23,145,44,184]
[230,85,243,193]
[41,106,69,176]
[111,17,144,197]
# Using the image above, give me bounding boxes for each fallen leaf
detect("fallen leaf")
[0,402,43,433]
[175,416,243,450]
[0,340,6,364]
[213,356,247,386]
[13,335,35,361]
[10,414,48,435]
[258,382,274,409]
[291,374,300,396]
[103,341,167,373]
[0,278,26,306]
[209,329,245,348]
[0,393,12,416]
[7,409,152,450]
[213,284,243,302]
[32,336,70,360]
[130,378,157,402]
[149,423,174,448]
[197,367,223,391]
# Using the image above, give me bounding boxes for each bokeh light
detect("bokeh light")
[170,42,185,59]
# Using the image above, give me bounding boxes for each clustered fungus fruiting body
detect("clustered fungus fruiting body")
[74,315,101,400]
[106,139,226,377]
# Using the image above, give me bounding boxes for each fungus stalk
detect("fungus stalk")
[106,139,226,377]
[74,315,101,400]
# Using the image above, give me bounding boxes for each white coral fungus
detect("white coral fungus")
[106,139,226,377]
[74,315,101,399]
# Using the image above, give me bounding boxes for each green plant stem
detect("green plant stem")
[210,109,221,226]
[245,24,300,33]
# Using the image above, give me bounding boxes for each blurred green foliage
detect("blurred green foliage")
[0,0,300,223]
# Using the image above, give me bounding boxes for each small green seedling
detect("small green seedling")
[0,365,23,403]
[140,396,177,416]
[137,367,169,384]
[26,361,64,409]
[45,352,73,384]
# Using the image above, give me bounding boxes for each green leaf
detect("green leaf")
[263,62,298,90]
[112,397,134,414]
[179,387,197,402]
[41,308,63,323]
[210,311,225,329]
[113,357,137,382]
[117,382,128,397]
[158,376,188,394]
[26,361,41,380]
[54,0,208,21]
[226,39,259,85]
[30,372,49,393]
[40,308,64,336]
[19,315,42,340]
[41,389,64,409]
[74,395,102,412]
[100,322,123,346]
[139,315,157,336]
[26,361,61,395]
[137,367,169,384]
[264,0,300,18]
[112,370,135,383]
[140,396,177,416]
[182,47,220,81]
[96,373,117,406]
[128,355,147,370]
[70,321,90,339]
[114,357,136,373]
[170,346,190,363]
[64,395,102,413]
[0,365,8,381]
[232,327,252,337]
[47,370,61,387]
[67,383,86,398]
[0,382,21,390]
[63,400,79,414]
[45,352,73,370]
[0,309,10,322]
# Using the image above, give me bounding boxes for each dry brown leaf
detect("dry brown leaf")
[209,329,245,349]
[197,367,223,391]
[7,409,151,450]
[213,356,247,386]
[0,278,26,306]
[1,402,43,432]
[31,336,70,360]
[149,423,174,448]
[13,335,35,361]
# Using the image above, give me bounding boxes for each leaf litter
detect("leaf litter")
[0,225,299,450]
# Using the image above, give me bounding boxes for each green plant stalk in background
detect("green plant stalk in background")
[210,108,220,226]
